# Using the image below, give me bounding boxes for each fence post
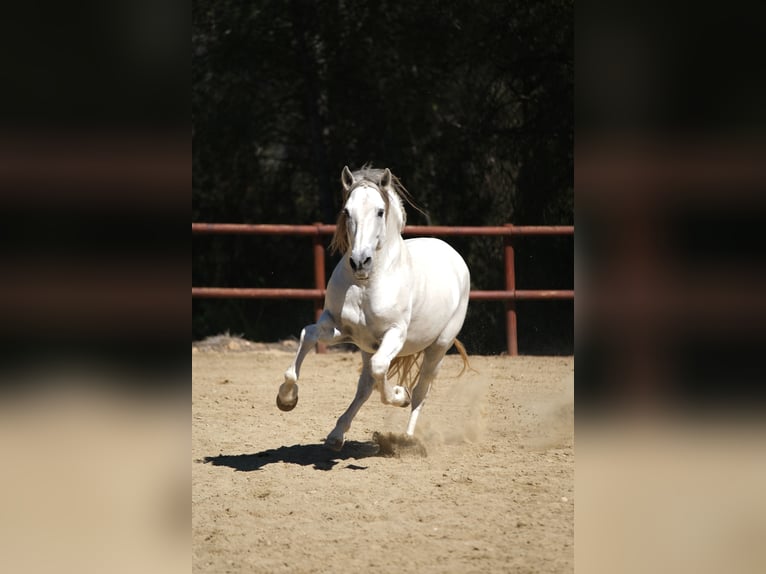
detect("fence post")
[504,225,518,356]
[313,223,327,353]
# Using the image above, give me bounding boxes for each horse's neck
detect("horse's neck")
[377,200,409,273]
[365,234,408,288]
[383,232,407,265]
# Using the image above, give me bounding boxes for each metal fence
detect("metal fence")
[192,223,574,355]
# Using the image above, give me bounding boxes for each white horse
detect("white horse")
[277,166,470,451]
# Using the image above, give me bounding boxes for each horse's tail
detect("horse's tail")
[453,338,471,376]
[387,352,423,393]
[387,338,470,392]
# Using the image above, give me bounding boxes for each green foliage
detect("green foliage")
[193,0,573,354]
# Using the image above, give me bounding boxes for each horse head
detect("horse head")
[331,166,401,280]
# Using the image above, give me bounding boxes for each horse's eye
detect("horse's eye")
[377,209,384,218]
[342,208,350,217]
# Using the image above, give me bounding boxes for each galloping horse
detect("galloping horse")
[277,166,470,450]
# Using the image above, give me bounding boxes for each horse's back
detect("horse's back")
[405,237,469,288]
[403,238,470,350]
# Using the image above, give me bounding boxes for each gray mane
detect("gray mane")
[350,166,388,186]
[349,165,427,222]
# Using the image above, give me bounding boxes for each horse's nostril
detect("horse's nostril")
[349,258,357,271]
[363,256,371,266]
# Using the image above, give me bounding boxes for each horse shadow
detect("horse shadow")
[199,440,381,472]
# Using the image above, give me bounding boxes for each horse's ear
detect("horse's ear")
[380,168,392,189]
[341,166,355,191]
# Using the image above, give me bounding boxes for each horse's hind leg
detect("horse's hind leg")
[325,352,374,451]
[277,311,342,411]
[405,344,448,436]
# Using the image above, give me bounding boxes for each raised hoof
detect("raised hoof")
[276,394,298,412]
[393,385,411,408]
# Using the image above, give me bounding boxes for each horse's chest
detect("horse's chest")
[338,287,395,350]
[339,296,378,334]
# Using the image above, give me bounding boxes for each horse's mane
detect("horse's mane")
[352,165,427,221]
[329,165,427,255]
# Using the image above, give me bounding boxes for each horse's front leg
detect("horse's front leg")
[277,311,342,411]
[371,326,410,407]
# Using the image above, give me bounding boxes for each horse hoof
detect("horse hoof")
[392,386,411,408]
[276,394,298,412]
[324,436,344,451]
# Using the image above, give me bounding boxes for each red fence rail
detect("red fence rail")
[192,223,574,355]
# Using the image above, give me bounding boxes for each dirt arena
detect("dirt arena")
[192,339,573,573]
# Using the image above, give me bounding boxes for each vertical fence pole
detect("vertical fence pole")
[312,224,327,353]
[504,225,519,356]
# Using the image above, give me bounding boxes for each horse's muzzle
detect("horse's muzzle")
[349,255,372,273]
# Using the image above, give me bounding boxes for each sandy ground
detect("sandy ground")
[193,343,573,573]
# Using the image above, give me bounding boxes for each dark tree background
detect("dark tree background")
[192,0,573,354]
